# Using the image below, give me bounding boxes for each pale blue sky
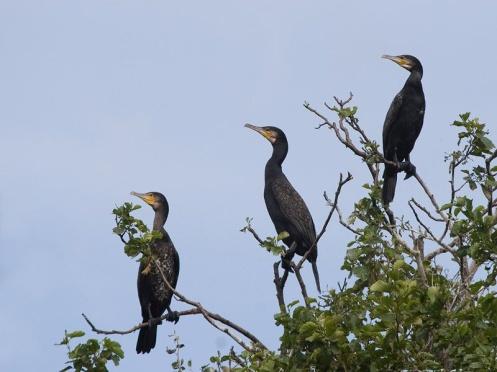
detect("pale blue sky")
[1,1,496,370]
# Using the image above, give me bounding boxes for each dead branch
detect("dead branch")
[82,309,200,336]
[84,259,268,353]
[151,259,268,352]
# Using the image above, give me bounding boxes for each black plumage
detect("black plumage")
[381,54,425,204]
[245,124,321,292]
[131,191,180,354]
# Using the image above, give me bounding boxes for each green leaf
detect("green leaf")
[370,280,389,293]
[481,136,495,150]
[66,331,85,339]
[427,286,439,304]
[299,321,318,337]
[392,259,405,271]
[440,202,452,211]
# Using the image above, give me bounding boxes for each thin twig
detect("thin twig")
[425,238,459,261]
[335,205,360,235]
[413,172,448,223]
[410,198,444,222]
[296,172,354,270]
[290,262,309,306]
[245,225,264,245]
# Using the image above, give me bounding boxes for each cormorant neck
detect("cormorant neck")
[265,141,288,178]
[152,205,169,231]
[406,69,423,87]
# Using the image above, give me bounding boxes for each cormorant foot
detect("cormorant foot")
[403,162,416,180]
[396,161,402,173]
[166,310,180,324]
[280,258,294,273]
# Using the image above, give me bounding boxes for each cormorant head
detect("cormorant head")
[244,124,287,146]
[131,191,168,212]
[382,54,423,75]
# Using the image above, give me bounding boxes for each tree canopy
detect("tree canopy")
[59,95,497,371]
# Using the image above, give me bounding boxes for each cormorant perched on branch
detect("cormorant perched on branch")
[381,54,425,204]
[245,124,321,292]
[131,191,180,354]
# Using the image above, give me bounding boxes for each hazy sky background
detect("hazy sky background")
[1,1,496,370]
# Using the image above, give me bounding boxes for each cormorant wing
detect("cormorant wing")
[382,92,403,151]
[270,176,316,245]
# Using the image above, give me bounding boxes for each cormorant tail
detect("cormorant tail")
[382,166,397,204]
[312,260,321,293]
[136,324,157,354]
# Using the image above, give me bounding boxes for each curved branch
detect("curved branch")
[151,258,268,352]
[413,172,449,223]
[84,260,268,353]
[82,309,200,336]
[296,172,354,270]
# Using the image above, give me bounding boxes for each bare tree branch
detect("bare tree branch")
[296,172,354,270]
[413,172,449,224]
[485,149,497,216]
[290,262,309,306]
[410,198,444,222]
[82,309,200,336]
[414,238,428,288]
[273,261,288,312]
[424,238,459,261]
[243,223,264,245]
[84,258,268,353]
[335,205,360,235]
[151,258,268,352]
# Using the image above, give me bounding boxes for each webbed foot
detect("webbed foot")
[166,309,179,324]
[403,162,416,180]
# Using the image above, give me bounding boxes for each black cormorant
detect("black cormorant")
[381,54,425,204]
[131,191,180,354]
[245,124,321,292]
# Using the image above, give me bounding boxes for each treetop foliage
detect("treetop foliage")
[60,97,497,371]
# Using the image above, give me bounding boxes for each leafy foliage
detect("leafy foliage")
[61,106,497,371]
[112,202,162,262]
[167,332,193,371]
[240,218,289,256]
[205,111,497,371]
[57,330,124,372]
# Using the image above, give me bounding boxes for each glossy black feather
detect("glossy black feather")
[382,55,425,203]
[135,194,180,354]
[249,126,320,292]
[265,176,317,259]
